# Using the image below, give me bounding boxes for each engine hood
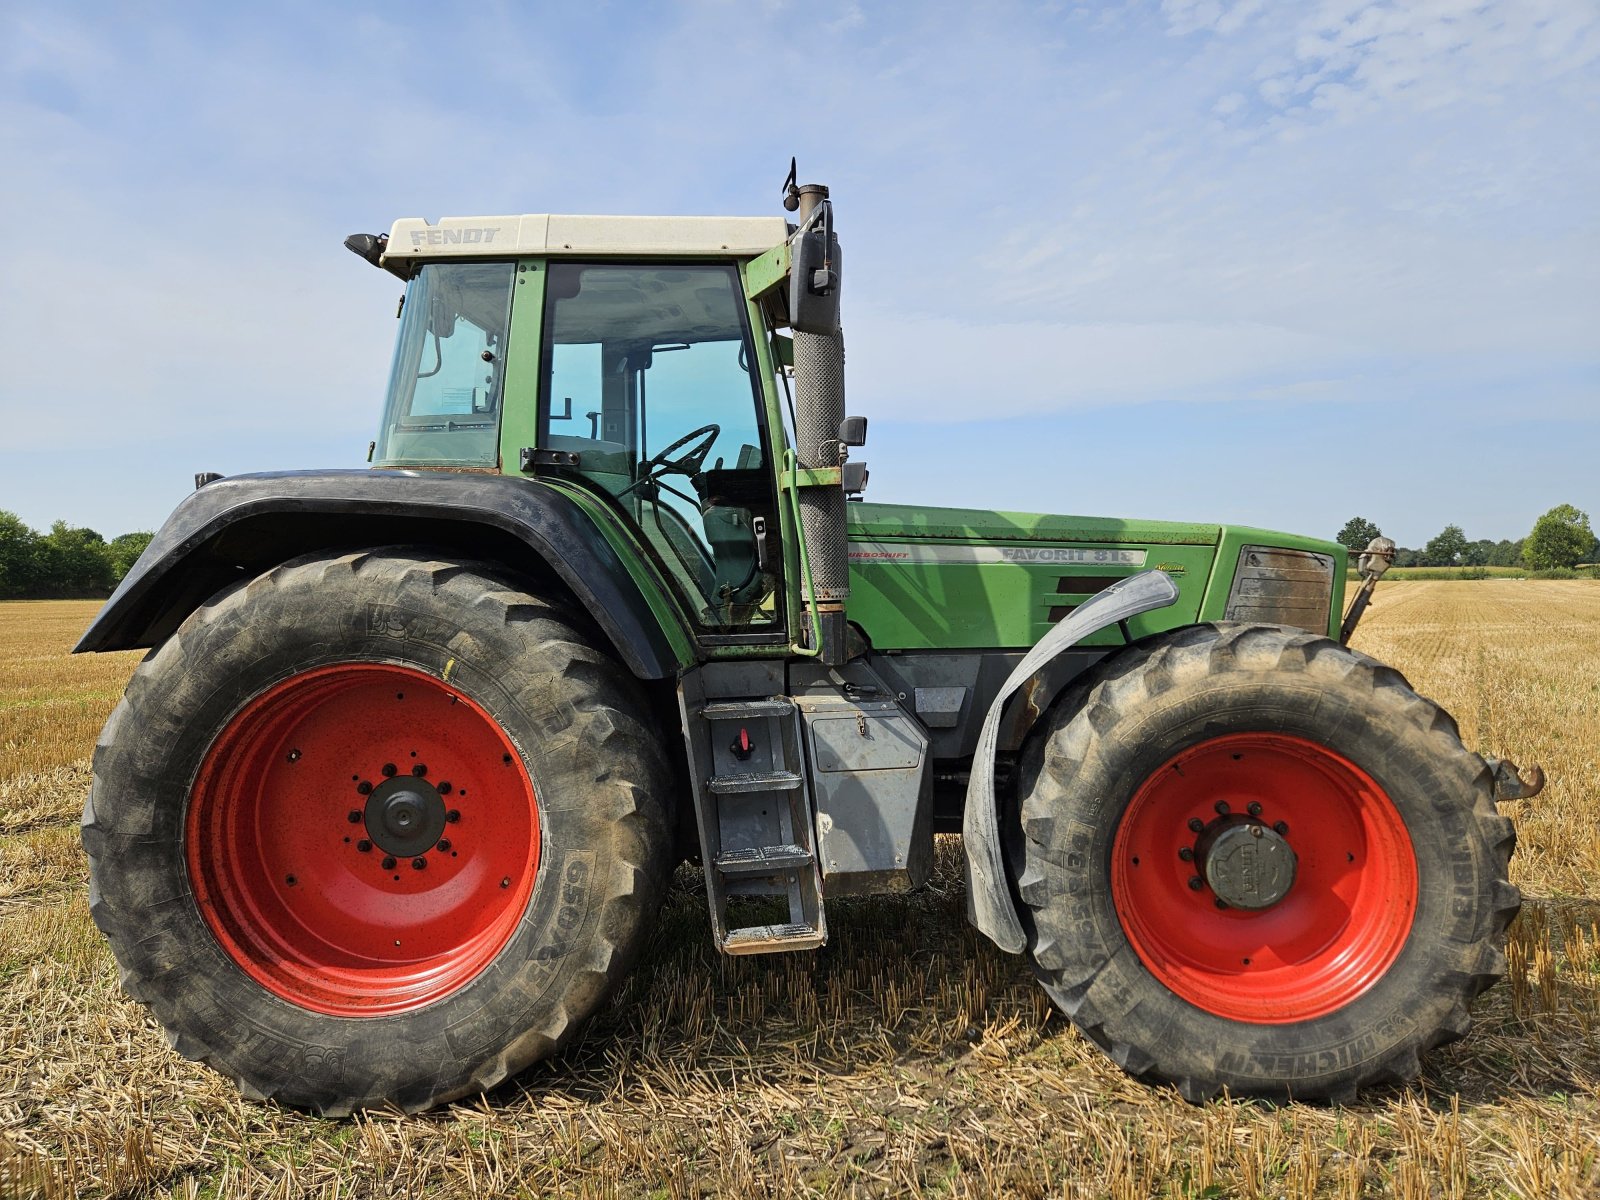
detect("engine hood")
[845,502,1221,547]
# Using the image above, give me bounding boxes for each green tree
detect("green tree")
[1393,547,1422,568]
[1424,524,1468,567]
[37,521,117,596]
[1335,517,1383,551]
[1487,539,1522,567]
[0,510,42,598]
[1462,539,1494,567]
[108,531,154,580]
[1524,504,1596,570]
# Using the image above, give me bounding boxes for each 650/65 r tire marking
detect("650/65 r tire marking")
[186,662,540,1017]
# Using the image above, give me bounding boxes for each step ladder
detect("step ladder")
[678,692,826,955]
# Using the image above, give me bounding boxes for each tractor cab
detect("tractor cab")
[366,218,799,635]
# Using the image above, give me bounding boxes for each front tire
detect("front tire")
[1012,623,1518,1102]
[82,550,672,1114]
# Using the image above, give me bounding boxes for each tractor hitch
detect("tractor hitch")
[1485,756,1546,803]
[1339,536,1396,644]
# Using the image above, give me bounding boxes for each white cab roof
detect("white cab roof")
[382,214,790,263]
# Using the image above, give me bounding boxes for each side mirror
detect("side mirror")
[789,225,842,336]
[343,233,387,267]
[841,460,868,497]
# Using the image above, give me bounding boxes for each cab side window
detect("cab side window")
[540,264,780,630]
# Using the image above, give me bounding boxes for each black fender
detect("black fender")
[962,570,1181,953]
[74,470,686,680]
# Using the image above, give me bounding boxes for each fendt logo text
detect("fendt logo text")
[409,227,501,247]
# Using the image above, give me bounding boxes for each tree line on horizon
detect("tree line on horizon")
[1336,503,1598,571]
[0,511,153,599]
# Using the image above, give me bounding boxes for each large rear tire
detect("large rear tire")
[82,550,672,1114]
[1011,623,1518,1102]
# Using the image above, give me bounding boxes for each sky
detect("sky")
[1,0,1596,548]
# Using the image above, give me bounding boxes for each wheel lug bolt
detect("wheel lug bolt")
[1188,876,1204,891]
[1215,898,1229,909]
[381,856,397,870]
[1214,800,1230,815]
[1274,821,1289,835]
[412,857,427,870]
[357,840,372,853]
[1178,847,1194,862]
[500,877,511,888]
[437,839,451,852]
[446,809,461,823]
[1247,802,1263,816]
[438,781,453,795]
[286,749,302,762]
[381,763,397,778]
[357,780,373,795]
[347,810,362,823]
[1249,825,1264,838]
[412,764,427,777]
[1187,818,1205,833]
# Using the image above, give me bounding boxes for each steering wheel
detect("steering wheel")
[618,423,720,498]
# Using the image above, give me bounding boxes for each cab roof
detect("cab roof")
[381,214,791,264]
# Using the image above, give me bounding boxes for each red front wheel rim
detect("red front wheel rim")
[1110,733,1417,1024]
[186,664,540,1016]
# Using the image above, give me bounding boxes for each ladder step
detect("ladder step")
[700,698,796,719]
[707,770,802,794]
[723,923,824,955]
[715,844,813,875]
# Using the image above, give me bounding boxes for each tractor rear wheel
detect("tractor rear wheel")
[1011,622,1518,1102]
[82,550,672,1114]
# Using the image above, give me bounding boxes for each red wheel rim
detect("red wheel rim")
[1110,733,1416,1024]
[186,664,539,1016]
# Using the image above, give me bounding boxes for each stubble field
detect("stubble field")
[1,581,1598,1198]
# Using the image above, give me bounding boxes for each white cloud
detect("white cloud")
[1171,1,1600,125]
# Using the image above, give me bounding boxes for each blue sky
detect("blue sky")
[2,0,1595,548]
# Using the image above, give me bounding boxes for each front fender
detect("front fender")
[74,469,689,680]
[963,569,1181,953]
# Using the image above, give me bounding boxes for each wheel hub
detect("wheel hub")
[1200,820,1296,909]
[364,777,447,858]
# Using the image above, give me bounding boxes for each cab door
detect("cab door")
[536,262,784,634]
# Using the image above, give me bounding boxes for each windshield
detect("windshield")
[374,262,515,467]
[540,263,780,630]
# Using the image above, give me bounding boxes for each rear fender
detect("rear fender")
[74,470,689,680]
[963,570,1181,953]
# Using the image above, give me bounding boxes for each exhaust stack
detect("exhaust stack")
[784,175,852,664]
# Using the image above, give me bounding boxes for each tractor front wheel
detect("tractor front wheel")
[82,550,672,1114]
[1012,623,1519,1102]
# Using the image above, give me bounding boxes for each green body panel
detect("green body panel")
[736,274,808,649]
[532,476,699,670]
[1200,525,1350,640]
[843,503,1219,650]
[742,241,790,302]
[847,504,1220,546]
[497,260,547,472]
[842,504,1348,653]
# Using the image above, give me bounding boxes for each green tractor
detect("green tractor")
[78,171,1543,1114]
